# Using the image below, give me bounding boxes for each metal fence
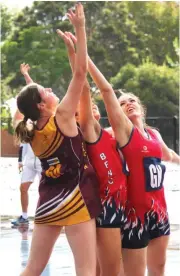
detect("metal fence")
[1,116,179,153]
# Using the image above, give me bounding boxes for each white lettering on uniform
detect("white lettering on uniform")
[100,152,113,185]
[104,161,108,168]
[149,164,162,188]
[157,165,162,187]
[100,153,106,160]
[108,170,112,176]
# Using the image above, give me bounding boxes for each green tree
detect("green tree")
[111,62,179,117]
[127,1,179,65]
[2,25,71,95]
[1,1,179,131]
[1,4,14,41]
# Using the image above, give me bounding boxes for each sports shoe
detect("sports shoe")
[11,216,29,226]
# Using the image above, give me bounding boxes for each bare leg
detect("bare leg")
[96,256,101,276]
[147,235,169,276]
[65,219,97,276]
[96,228,124,276]
[20,224,62,276]
[122,247,147,276]
[20,182,32,213]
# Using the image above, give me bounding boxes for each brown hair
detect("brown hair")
[15,84,41,144]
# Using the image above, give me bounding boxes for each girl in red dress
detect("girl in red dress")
[86,54,180,276]
[59,31,127,276]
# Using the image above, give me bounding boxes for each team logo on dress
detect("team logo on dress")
[141,145,149,153]
[45,157,63,178]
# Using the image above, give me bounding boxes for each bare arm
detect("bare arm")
[66,32,132,144]
[55,3,87,129]
[61,31,101,142]
[13,63,33,127]
[170,150,180,164]
[88,57,133,147]
[20,63,34,84]
[152,129,180,164]
[79,81,101,142]
[64,31,76,74]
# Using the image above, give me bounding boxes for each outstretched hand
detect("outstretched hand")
[56,30,76,55]
[66,32,77,44]
[20,63,30,75]
[66,3,85,29]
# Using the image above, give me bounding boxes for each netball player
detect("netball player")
[13,4,101,276]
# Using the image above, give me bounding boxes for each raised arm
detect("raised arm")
[55,3,87,129]
[79,80,101,142]
[13,63,32,128]
[87,57,133,147]
[58,31,100,141]
[20,63,34,85]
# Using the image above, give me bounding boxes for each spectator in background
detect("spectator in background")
[11,143,42,226]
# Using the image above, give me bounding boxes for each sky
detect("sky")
[1,0,177,11]
[0,0,80,11]
[0,0,34,11]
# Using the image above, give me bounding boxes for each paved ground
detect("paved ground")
[0,220,179,276]
[0,158,180,275]
[0,222,75,275]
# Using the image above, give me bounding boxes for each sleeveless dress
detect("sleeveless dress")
[86,129,128,228]
[30,116,102,226]
[120,127,170,248]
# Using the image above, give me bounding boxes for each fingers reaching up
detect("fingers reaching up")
[20,63,30,75]
[56,30,70,44]
[56,30,76,54]
[66,3,85,29]
[67,32,77,44]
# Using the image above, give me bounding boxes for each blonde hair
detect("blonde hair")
[118,90,149,127]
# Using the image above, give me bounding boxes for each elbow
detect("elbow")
[100,85,113,94]
[74,69,87,82]
[74,65,87,80]
[163,151,173,162]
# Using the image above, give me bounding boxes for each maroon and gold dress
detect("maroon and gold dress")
[31,116,101,226]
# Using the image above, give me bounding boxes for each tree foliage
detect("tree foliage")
[1,4,14,41]
[111,62,179,117]
[1,1,179,129]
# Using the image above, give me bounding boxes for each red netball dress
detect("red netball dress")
[86,129,128,228]
[120,127,169,249]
